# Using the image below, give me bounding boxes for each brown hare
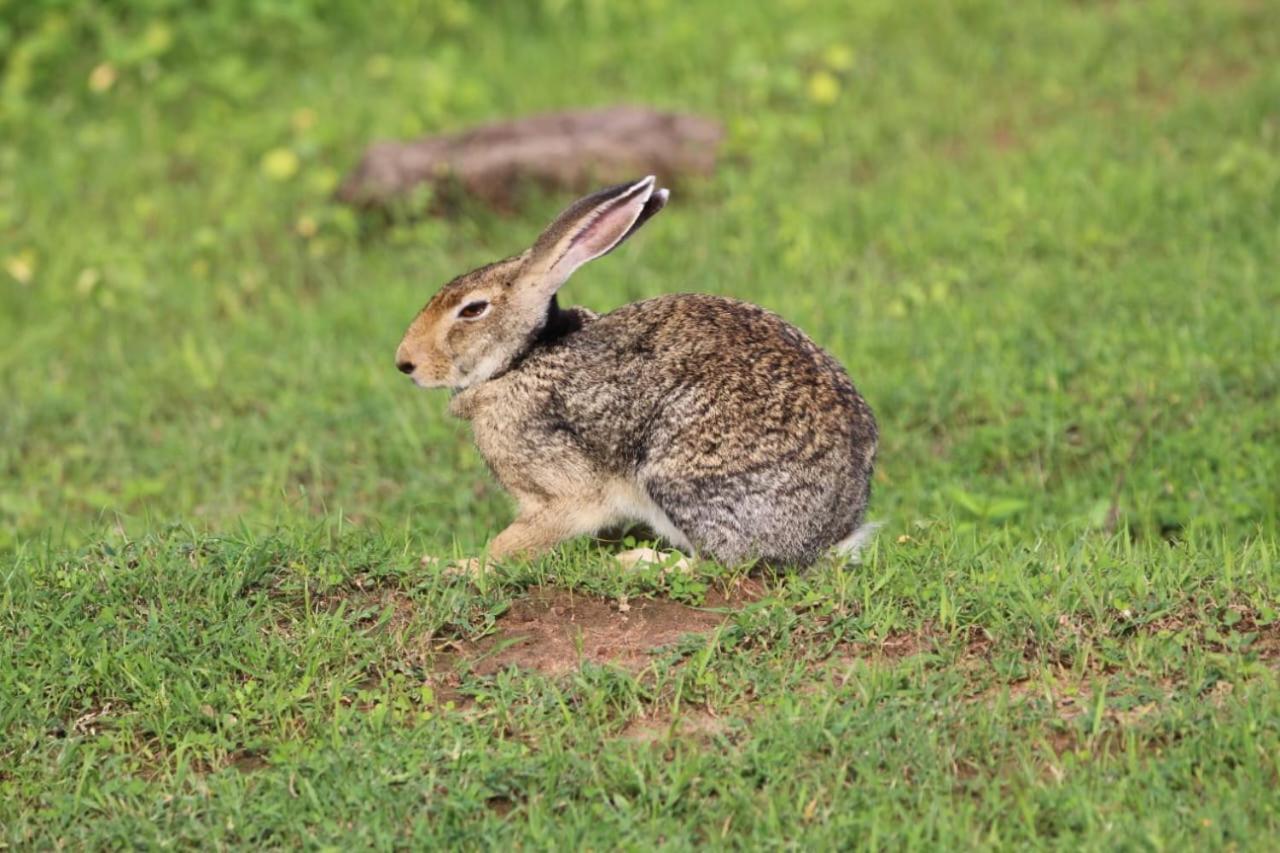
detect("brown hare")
[396,177,878,568]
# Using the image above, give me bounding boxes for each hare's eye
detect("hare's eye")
[458,300,489,320]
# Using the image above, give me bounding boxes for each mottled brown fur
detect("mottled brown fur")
[395,177,877,567]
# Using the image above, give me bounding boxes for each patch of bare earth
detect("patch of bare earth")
[1140,605,1280,662]
[306,581,1278,763]
[463,583,764,678]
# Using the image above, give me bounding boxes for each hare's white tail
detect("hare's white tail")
[833,521,882,563]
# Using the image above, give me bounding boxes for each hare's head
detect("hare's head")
[395,176,668,390]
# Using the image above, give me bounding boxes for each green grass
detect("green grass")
[3,0,1279,847]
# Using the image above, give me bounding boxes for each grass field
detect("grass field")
[3,0,1279,847]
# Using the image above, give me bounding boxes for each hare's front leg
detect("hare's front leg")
[436,525,558,580]
[486,498,618,561]
[487,515,564,560]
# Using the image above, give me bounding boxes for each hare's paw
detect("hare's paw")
[447,557,492,579]
[614,547,693,574]
[420,554,492,579]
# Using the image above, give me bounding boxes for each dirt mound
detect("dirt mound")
[337,105,723,212]
[463,584,760,677]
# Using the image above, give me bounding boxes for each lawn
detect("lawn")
[2,0,1279,847]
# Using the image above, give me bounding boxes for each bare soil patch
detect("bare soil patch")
[1141,605,1280,662]
[462,584,762,677]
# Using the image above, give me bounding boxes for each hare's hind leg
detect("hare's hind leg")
[641,469,834,567]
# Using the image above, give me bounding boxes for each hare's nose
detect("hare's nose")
[396,360,415,374]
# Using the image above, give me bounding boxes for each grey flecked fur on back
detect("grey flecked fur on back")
[396,178,877,568]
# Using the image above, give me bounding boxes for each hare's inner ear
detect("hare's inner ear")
[524,176,668,296]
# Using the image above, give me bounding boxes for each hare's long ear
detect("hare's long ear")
[519,176,668,302]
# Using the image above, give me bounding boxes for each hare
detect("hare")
[395,176,878,568]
